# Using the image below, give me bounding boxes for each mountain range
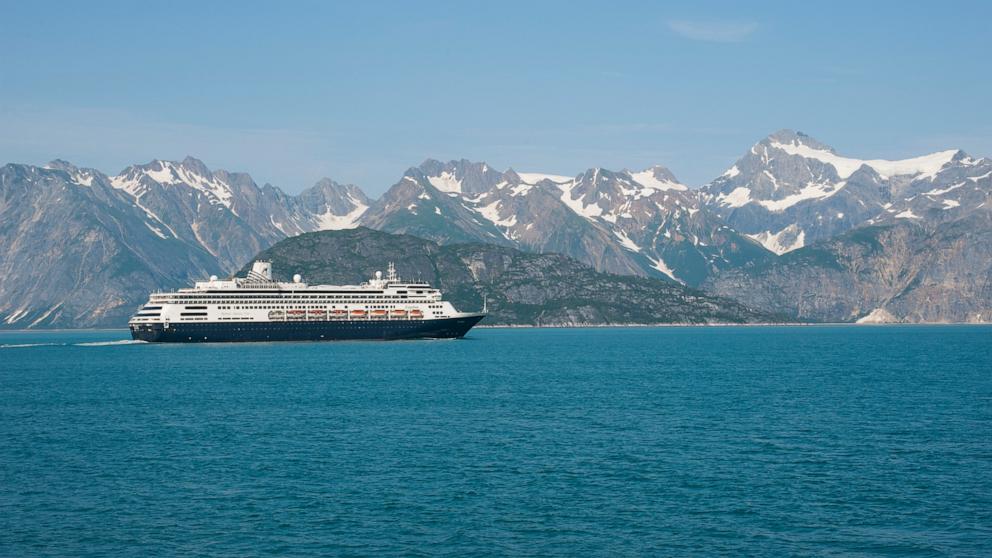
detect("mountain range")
[1,129,988,327]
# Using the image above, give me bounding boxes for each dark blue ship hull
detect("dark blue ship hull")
[130,315,485,343]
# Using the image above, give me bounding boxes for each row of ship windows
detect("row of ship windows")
[157,298,440,305]
[215,304,431,310]
[156,294,434,301]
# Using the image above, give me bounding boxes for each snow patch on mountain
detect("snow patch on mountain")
[718,187,752,208]
[427,171,463,193]
[557,181,604,219]
[70,171,94,187]
[771,140,958,180]
[746,226,806,255]
[613,230,641,252]
[925,183,965,197]
[721,165,741,179]
[509,183,533,196]
[648,256,680,283]
[629,170,688,192]
[517,172,573,184]
[475,200,517,228]
[757,181,844,211]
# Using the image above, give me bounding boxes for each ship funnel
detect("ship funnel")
[251,261,273,281]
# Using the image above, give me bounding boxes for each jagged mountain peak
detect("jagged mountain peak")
[414,158,503,195]
[44,159,80,172]
[40,159,102,187]
[763,129,835,152]
[306,176,368,198]
[627,165,687,192]
[178,155,211,176]
[701,130,979,257]
[630,165,678,181]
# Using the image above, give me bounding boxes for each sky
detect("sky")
[1,0,990,195]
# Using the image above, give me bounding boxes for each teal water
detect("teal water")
[1,326,990,556]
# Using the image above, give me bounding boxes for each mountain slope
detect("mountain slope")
[703,210,992,323]
[700,134,992,323]
[700,130,969,254]
[360,159,773,285]
[0,158,373,328]
[0,163,221,328]
[2,132,987,328]
[245,227,779,325]
[110,157,369,269]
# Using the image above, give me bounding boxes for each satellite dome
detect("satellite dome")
[376,271,383,279]
[209,275,218,281]
[293,274,302,283]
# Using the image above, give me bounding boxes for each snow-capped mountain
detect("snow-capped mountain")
[0,162,221,328]
[2,133,988,328]
[700,130,965,254]
[868,151,990,228]
[108,157,370,269]
[0,158,369,327]
[701,140,992,323]
[362,159,773,285]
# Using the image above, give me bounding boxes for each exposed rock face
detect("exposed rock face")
[362,159,772,286]
[704,214,992,323]
[0,159,370,328]
[2,131,988,328]
[110,157,369,269]
[699,130,965,254]
[701,142,992,323]
[0,163,220,328]
[243,228,779,326]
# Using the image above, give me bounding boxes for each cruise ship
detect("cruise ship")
[129,261,485,342]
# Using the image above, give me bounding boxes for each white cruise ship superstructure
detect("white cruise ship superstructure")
[129,261,485,342]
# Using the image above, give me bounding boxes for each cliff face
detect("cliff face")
[704,214,992,323]
[0,159,371,328]
[244,228,779,326]
[0,164,221,328]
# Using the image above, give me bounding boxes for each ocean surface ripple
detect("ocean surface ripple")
[1,326,990,556]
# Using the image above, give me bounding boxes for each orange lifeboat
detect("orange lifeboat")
[309,309,326,318]
[391,309,407,316]
[410,309,424,318]
[287,309,306,320]
[350,309,367,317]
[371,309,388,317]
[331,309,347,317]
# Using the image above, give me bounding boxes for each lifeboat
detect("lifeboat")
[371,309,388,317]
[391,309,407,316]
[308,309,327,319]
[350,309,367,316]
[330,309,347,317]
[287,309,306,320]
[268,310,285,320]
[409,309,424,318]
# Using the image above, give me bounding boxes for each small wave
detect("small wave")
[75,340,148,347]
[0,342,63,349]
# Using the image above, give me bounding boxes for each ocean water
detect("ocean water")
[1,326,990,557]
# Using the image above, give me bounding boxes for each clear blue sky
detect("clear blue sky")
[2,0,989,195]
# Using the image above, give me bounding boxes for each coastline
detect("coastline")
[476,321,991,329]
[5,322,990,334]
